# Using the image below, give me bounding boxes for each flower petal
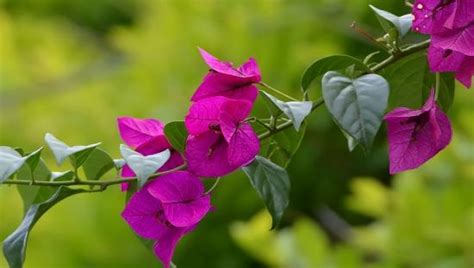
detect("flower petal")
[162,195,211,227]
[385,90,452,174]
[238,57,262,81]
[456,56,474,88]
[227,123,260,167]
[198,48,242,77]
[185,132,237,177]
[185,96,226,136]
[220,99,253,142]
[191,72,258,102]
[117,117,164,147]
[153,225,196,268]
[431,23,474,56]
[147,171,204,202]
[121,187,164,240]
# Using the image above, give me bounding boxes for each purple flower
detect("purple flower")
[184,96,260,177]
[412,0,474,34]
[384,89,452,174]
[122,171,211,268]
[428,45,474,88]
[431,22,474,57]
[118,117,184,191]
[191,48,261,102]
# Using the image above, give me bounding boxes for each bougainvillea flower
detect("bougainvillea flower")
[384,90,452,174]
[431,23,474,57]
[412,0,474,34]
[122,172,211,268]
[428,45,474,88]
[118,117,184,191]
[147,171,212,227]
[190,48,261,102]
[184,96,259,177]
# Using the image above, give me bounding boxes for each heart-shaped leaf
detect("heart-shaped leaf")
[322,71,389,150]
[16,160,53,214]
[242,156,290,229]
[370,5,413,39]
[301,55,371,93]
[44,133,100,167]
[164,121,188,152]
[82,148,115,180]
[23,147,43,174]
[120,144,171,187]
[0,147,26,183]
[3,187,86,268]
[261,92,312,131]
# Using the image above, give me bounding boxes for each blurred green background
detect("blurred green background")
[0,0,473,267]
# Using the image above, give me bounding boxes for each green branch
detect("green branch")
[2,39,431,190]
[3,164,187,190]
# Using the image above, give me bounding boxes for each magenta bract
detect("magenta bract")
[428,45,474,88]
[184,96,259,177]
[191,48,261,102]
[122,171,211,268]
[117,117,184,191]
[384,90,452,174]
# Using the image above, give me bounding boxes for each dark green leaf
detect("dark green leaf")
[242,156,290,229]
[381,51,455,112]
[44,133,100,167]
[322,71,389,150]
[260,92,312,131]
[24,147,43,173]
[423,73,455,112]
[261,124,307,168]
[164,121,188,153]
[16,160,54,214]
[82,148,115,180]
[51,171,75,181]
[301,55,370,93]
[370,5,412,39]
[3,187,86,268]
[0,147,26,183]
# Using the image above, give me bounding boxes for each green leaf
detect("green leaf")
[164,121,188,153]
[260,92,312,131]
[23,147,43,173]
[260,90,284,117]
[16,160,54,214]
[44,133,100,167]
[51,171,75,181]
[120,144,171,188]
[322,71,389,150]
[82,148,115,180]
[113,159,126,169]
[301,55,371,93]
[423,73,455,113]
[242,156,290,229]
[3,187,86,268]
[381,51,455,112]
[262,124,306,168]
[0,147,26,183]
[370,5,412,39]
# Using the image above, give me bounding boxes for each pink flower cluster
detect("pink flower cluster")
[413,0,474,88]
[117,49,261,268]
